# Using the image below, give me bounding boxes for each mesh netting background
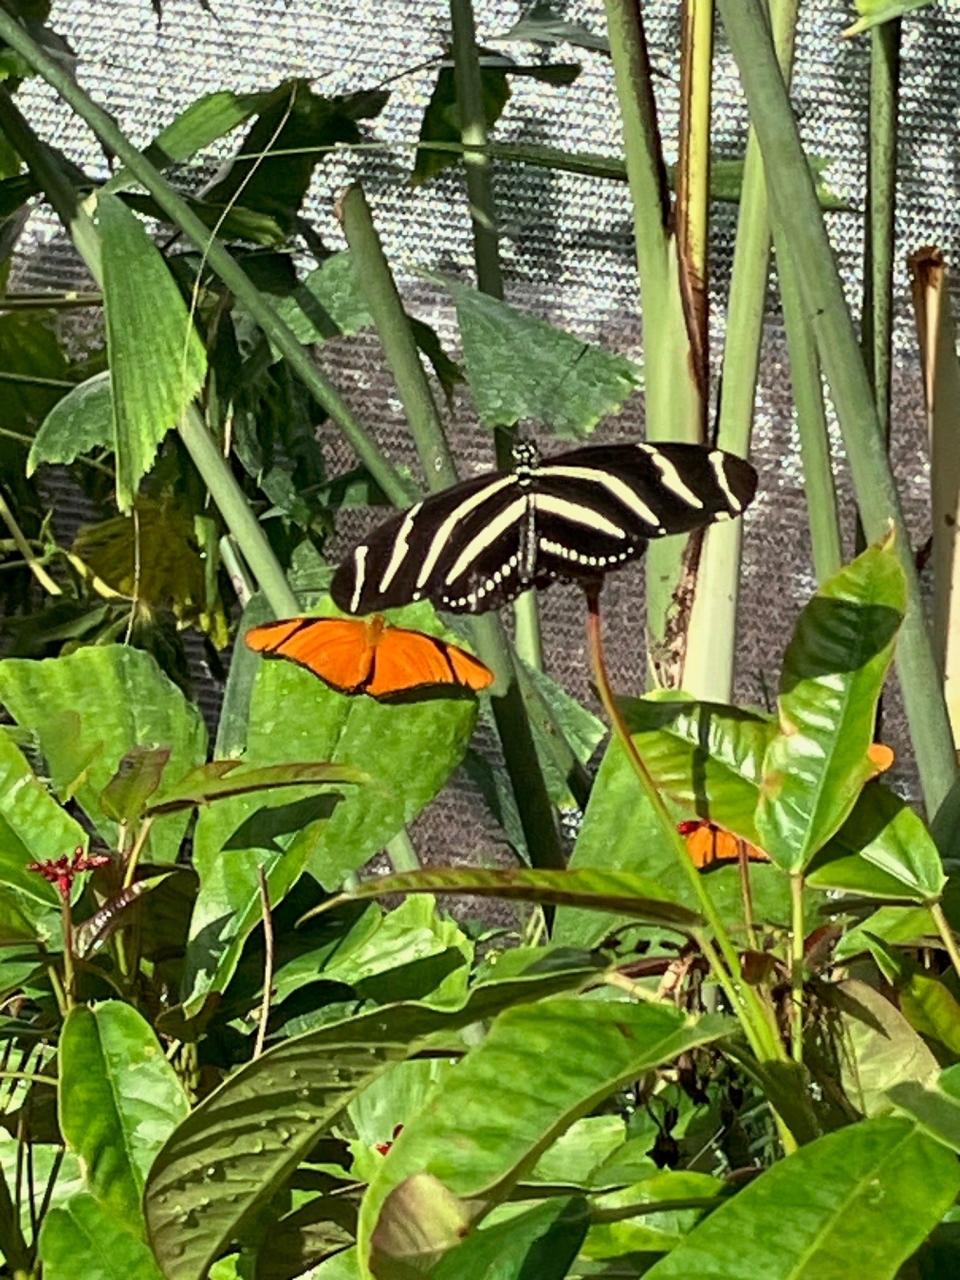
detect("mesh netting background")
[10,0,959,858]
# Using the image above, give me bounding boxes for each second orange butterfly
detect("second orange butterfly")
[244,614,494,700]
[678,818,769,869]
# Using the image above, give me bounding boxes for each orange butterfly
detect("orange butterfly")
[677,819,769,869]
[244,614,494,699]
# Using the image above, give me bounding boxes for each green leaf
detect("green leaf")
[100,746,171,824]
[59,1001,190,1225]
[0,728,83,898]
[864,937,960,1055]
[146,759,367,815]
[321,867,701,930]
[501,6,610,52]
[27,370,111,473]
[446,279,643,438]
[96,192,207,510]
[584,1170,725,1258]
[102,87,281,194]
[181,600,478,1012]
[413,59,511,186]
[756,541,906,872]
[0,645,207,862]
[643,1117,960,1280]
[819,980,940,1119]
[834,904,937,963]
[806,785,946,902]
[359,1003,732,1277]
[253,1195,357,1279]
[144,953,601,1280]
[429,1196,588,1280]
[843,0,934,37]
[888,1065,960,1153]
[39,1191,164,1280]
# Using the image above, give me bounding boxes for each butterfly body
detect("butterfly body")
[331,441,757,616]
[244,615,493,699]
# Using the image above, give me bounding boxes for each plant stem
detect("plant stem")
[777,244,843,582]
[0,17,413,508]
[717,0,957,815]
[862,19,900,445]
[0,490,61,596]
[253,867,274,1060]
[121,816,155,890]
[931,902,960,982]
[584,585,785,1066]
[789,872,805,1064]
[738,843,758,951]
[60,895,75,1011]
[0,1071,57,1087]
[386,830,422,873]
[683,0,800,698]
[337,183,458,489]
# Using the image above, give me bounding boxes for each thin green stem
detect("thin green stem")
[789,873,805,1065]
[386,831,422,873]
[122,816,155,890]
[337,183,458,489]
[449,0,543,670]
[0,19,413,508]
[253,866,274,1060]
[0,490,61,596]
[931,902,960,983]
[60,895,75,1011]
[0,1070,57,1087]
[862,19,900,445]
[37,947,67,1019]
[777,244,843,582]
[717,0,957,815]
[683,0,800,699]
[585,587,786,1067]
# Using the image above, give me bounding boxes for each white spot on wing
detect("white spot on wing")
[378,501,422,592]
[349,545,368,613]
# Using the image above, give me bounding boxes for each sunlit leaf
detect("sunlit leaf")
[96,193,207,510]
[0,645,207,862]
[38,1192,164,1280]
[843,0,935,37]
[27,370,111,474]
[359,1003,732,1278]
[59,1001,189,1226]
[145,953,601,1280]
[146,759,367,815]
[446,279,642,438]
[643,1118,960,1280]
[100,745,171,824]
[756,540,906,872]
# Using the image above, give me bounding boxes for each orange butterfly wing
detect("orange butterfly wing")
[244,618,375,693]
[244,617,493,698]
[365,626,494,697]
[679,819,768,868]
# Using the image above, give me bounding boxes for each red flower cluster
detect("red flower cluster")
[27,846,110,899]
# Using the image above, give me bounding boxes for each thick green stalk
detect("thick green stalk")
[603,0,703,685]
[862,19,900,444]
[683,0,800,698]
[0,88,301,618]
[0,10,413,509]
[337,184,458,489]
[717,0,956,814]
[449,0,543,671]
[777,245,843,582]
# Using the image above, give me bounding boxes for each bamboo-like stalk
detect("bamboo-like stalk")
[682,0,800,699]
[717,0,957,814]
[603,0,705,686]
[862,19,900,444]
[0,13,414,510]
[449,0,544,672]
[337,184,458,489]
[777,245,844,583]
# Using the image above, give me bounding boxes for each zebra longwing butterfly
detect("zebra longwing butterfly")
[331,440,757,617]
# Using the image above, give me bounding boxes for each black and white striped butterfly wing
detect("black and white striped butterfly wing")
[330,471,528,615]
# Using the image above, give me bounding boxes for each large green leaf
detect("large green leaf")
[0,729,82,918]
[427,1196,588,1280]
[888,1064,960,1153]
[38,1191,164,1280]
[583,1170,725,1258]
[145,953,601,1280]
[59,1001,189,1227]
[843,0,935,37]
[359,1002,731,1278]
[181,600,478,1012]
[27,370,112,474]
[0,646,207,862]
[643,1117,960,1279]
[96,192,207,510]
[755,542,906,872]
[446,279,643,438]
[321,867,701,930]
